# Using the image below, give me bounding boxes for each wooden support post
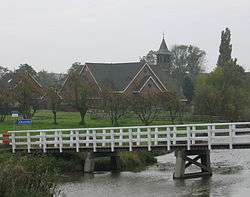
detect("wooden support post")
[173,150,212,179]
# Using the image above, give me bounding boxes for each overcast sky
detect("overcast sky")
[0,0,249,73]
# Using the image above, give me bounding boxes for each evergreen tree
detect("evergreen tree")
[217,28,232,67]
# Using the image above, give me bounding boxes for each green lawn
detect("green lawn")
[0,110,217,131]
[0,110,174,131]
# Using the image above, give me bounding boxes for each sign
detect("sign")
[11,111,19,118]
[16,119,32,125]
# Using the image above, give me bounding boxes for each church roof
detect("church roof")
[85,62,144,91]
[157,38,171,55]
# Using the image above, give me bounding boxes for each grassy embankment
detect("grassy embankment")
[0,110,162,196]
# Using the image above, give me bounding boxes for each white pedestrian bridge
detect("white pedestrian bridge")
[7,122,250,179]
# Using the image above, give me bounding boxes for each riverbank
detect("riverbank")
[0,150,157,197]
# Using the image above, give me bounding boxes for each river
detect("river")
[57,150,250,197]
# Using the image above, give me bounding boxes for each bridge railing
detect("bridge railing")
[8,122,250,153]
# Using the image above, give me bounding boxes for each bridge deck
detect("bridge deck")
[7,122,250,153]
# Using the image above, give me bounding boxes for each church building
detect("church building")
[61,37,181,99]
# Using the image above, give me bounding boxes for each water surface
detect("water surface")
[58,150,250,197]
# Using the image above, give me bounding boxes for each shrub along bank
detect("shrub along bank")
[0,151,157,197]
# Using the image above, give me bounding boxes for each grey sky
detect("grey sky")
[1,0,249,73]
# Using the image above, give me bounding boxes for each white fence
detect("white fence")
[8,122,250,153]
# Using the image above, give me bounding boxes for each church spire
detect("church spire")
[157,36,172,65]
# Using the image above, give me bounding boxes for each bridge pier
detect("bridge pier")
[84,152,95,173]
[110,155,121,171]
[173,150,212,179]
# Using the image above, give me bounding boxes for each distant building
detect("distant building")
[61,37,182,99]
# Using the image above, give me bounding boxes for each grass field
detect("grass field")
[0,110,218,131]
[0,110,175,131]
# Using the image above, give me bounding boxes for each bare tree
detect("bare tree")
[132,93,160,126]
[158,91,181,124]
[46,87,62,124]
[101,90,129,126]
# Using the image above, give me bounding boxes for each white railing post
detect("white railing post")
[129,128,132,151]
[136,128,140,146]
[93,130,96,152]
[39,131,43,148]
[54,131,58,148]
[147,127,151,151]
[86,130,89,147]
[102,130,106,147]
[208,125,211,150]
[111,129,114,152]
[167,127,171,151]
[191,126,196,145]
[42,132,46,153]
[119,129,123,146]
[70,130,74,148]
[154,127,158,146]
[75,130,79,152]
[27,132,31,153]
[59,131,63,153]
[187,126,191,150]
[229,124,235,149]
[173,126,177,145]
[11,133,16,153]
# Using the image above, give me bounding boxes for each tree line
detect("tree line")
[0,27,249,126]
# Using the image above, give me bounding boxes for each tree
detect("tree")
[158,91,182,124]
[46,87,61,124]
[14,80,38,119]
[0,86,12,122]
[37,71,66,89]
[68,62,83,74]
[16,64,37,76]
[140,50,157,65]
[194,60,250,121]
[132,93,160,126]
[217,28,232,67]
[101,90,129,126]
[182,76,194,103]
[70,71,90,125]
[171,45,206,80]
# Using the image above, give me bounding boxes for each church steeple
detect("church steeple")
[157,36,172,65]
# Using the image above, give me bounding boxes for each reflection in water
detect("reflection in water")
[57,150,250,197]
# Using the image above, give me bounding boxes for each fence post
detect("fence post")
[70,130,74,148]
[111,129,114,152]
[136,128,140,146]
[167,127,171,151]
[11,132,16,153]
[93,130,96,152]
[191,126,196,145]
[154,127,158,146]
[102,130,106,147]
[173,127,177,145]
[59,131,63,153]
[42,132,47,153]
[229,124,235,149]
[187,126,191,150]
[119,129,123,146]
[75,130,79,152]
[129,128,132,151]
[147,127,151,151]
[208,126,211,150]
[27,132,31,153]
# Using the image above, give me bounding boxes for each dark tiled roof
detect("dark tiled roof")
[150,65,183,97]
[85,62,144,91]
[157,38,171,55]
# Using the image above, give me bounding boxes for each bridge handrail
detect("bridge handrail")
[7,122,250,153]
[8,122,250,133]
